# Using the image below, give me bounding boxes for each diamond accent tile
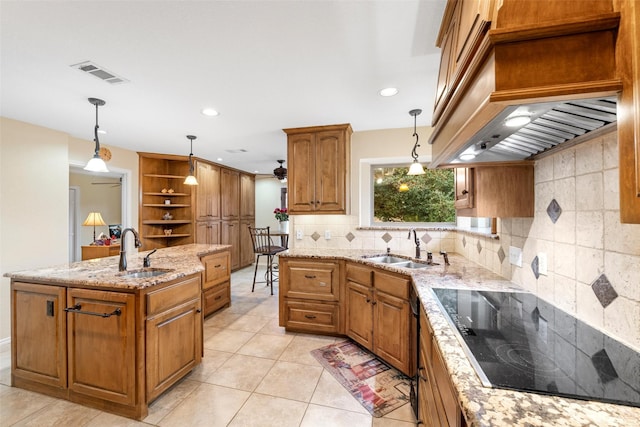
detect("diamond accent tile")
[345,232,355,242]
[462,236,467,247]
[591,274,618,308]
[547,198,563,224]
[497,246,506,264]
[421,233,432,245]
[531,256,540,279]
[311,231,321,241]
[381,232,393,243]
[476,240,482,254]
[591,348,618,383]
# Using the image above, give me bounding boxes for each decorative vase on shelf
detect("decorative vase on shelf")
[279,220,289,234]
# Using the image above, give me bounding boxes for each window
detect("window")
[372,166,455,224]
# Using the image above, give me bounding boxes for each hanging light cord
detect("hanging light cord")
[93,102,101,156]
[188,137,195,174]
[410,109,422,162]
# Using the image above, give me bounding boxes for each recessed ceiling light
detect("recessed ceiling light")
[217,158,223,162]
[201,108,219,117]
[505,114,531,127]
[379,87,398,97]
[459,153,476,161]
[254,170,259,173]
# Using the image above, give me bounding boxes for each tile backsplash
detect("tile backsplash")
[290,130,639,352]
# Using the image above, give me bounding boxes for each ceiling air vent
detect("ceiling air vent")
[225,149,248,154]
[70,61,129,85]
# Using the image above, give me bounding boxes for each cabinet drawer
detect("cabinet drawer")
[419,305,432,358]
[418,346,444,427]
[201,252,230,289]
[432,337,461,427]
[283,300,340,334]
[374,271,410,299]
[346,263,373,286]
[146,275,201,316]
[203,281,230,316]
[286,261,340,301]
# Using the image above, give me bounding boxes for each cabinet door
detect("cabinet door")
[203,282,230,317]
[345,281,373,350]
[221,169,240,220]
[417,345,444,427]
[146,298,202,402]
[284,260,340,301]
[433,13,457,121]
[240,173,255,219]
[196,221,220,245]
[67,288,136,406]
[11,282,67,390]
[196,162,220,220]
[287,133,316,213]
[315,130,346,213]
[221,220,240,270]
[201,251,230,290]
[282,300,340,334]
[454,168,474,209]
[240,220,255,268]
[374,290,411,375]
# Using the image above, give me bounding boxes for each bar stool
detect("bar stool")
[248,226,287,295]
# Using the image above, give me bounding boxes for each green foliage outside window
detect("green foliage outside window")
[373,166,455,223]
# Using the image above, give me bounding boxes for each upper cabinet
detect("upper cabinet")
[195,161,220,221]
[240,173,255,219]
[221,168,240,220]
[284,123,352,215]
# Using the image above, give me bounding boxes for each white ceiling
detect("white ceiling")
[1,0,446,175]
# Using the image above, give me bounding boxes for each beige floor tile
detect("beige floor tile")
[158,383,250,427]
[380,401,415,423]
[0,385,58,426]
[144,378,200,425]
[300,404,372,427]
[228,393,308,427]
[372,417,417,427]
[11,398,101,426]
[257,318,297,337]
[279,335,340,366]
[203,328,255,353]
[225,314,272,333]
[310,370,369,414]
[203,311,242,329]
[246,300,280,318]
[85,411,152,426]
[186,349,233,382]
[225,301,260,315]
[0,365,10,387]
[236,333,293,359]
[204,354,275,391]
[255,361,322,402]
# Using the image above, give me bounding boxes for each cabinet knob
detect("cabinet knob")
[371,301,377,305]
[304,314,317,319]
[304,275,316,279]
[461,189,469,195]
[196,308,202,313]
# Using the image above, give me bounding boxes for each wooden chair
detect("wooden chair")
[248,226,287,295]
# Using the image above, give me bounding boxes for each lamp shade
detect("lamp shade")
[84,155,109,173]
[407,161,425,175]
[83,212,106,226]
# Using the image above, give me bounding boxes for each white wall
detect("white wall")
[0,117,139,346]
[255,176,286,230]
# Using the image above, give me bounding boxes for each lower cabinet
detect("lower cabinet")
[221,220,240,270]
[10,273,204,420]
[279,258,343,334]
[418,304,467,427]
[200,250,231,317]
[345,263,414,376]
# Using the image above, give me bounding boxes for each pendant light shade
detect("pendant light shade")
[84,98,109,173]
[184,135,199,186]
[407,108,425,176]
[273,159,287,182]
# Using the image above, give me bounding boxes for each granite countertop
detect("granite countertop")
[280,248,640,427]
[4,244,231,290]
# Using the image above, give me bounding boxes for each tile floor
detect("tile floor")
[0,265,417,427]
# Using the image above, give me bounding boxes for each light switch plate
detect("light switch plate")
[538,252,548,275]
[509,246,523,267]
[324,230,331,240]
[296,229,303,240]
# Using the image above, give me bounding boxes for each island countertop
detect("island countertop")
[280,248,640,427]
[4,244,231,290]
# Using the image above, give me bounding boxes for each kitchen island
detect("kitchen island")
[279,248,640,427]
[5,243,231,420]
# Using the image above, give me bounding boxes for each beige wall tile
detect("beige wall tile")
[553,274,576,313]
[554,149,575,179]
[575,138,603,175]
[553,177,576,212]
[553,242,576,279]
[603,169,620,210]
[603,133,618,169]
[604,297,640,351]
[576,173,603,211]
[604,211,640,256]
[535,156,554,182]
[553,211,575,244]
[576,282,604,329]
[576,211,604,249]
[604,252,640,301]
[575,246,604,285]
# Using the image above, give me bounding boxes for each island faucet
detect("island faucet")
[143,248,157,268]
[408,229,421,258]
[119,228,142,271]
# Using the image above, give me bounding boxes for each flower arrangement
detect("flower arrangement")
[274,207,289,222]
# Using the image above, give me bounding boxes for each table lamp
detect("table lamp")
[83,212,106,243]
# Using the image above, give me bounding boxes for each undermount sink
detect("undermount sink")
[392,261,431,269]
[117,268,173,279]
[365,255,410,264]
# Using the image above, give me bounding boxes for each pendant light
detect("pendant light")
[184,135,199,185]
[273,159,287,182]
[407,108,425,175]
[84,98,109,173]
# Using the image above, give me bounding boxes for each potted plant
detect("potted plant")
[274,207,289,233]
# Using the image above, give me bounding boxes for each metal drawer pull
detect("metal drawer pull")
[418,367,428,382]
[304,314,317,319]
[214,264,222,268]
[64,304,121,318]
[304,275,316,279]
[214,295,222,300]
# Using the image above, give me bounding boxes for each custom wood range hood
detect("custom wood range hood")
[428,0,622,167]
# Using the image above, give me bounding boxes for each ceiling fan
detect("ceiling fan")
[91,177,122,187]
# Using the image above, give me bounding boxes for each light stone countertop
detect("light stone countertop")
[280,248,640,427]
[4,244,231,290]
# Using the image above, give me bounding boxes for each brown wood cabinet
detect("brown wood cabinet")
[195,221,220,245]
[138,153,194,251]
[284,124,351,214]
[221,168,240,220]
[240,220,255,267]
[81,244,120,260]
[345,263,414,376]
[10,273,203,420]
[279,258,343,334]
[417,303,467,427]
[221,220,240,270]
[200,250,231,317]
[454,165,534,217]
[240,173,255,220]
[195,161,220,221]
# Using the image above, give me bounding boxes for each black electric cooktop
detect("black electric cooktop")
[431,288,640,408]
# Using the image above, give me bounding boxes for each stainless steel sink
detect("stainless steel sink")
[392,261,430,269]
[365,255,410,264]
[117,268,173,279]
